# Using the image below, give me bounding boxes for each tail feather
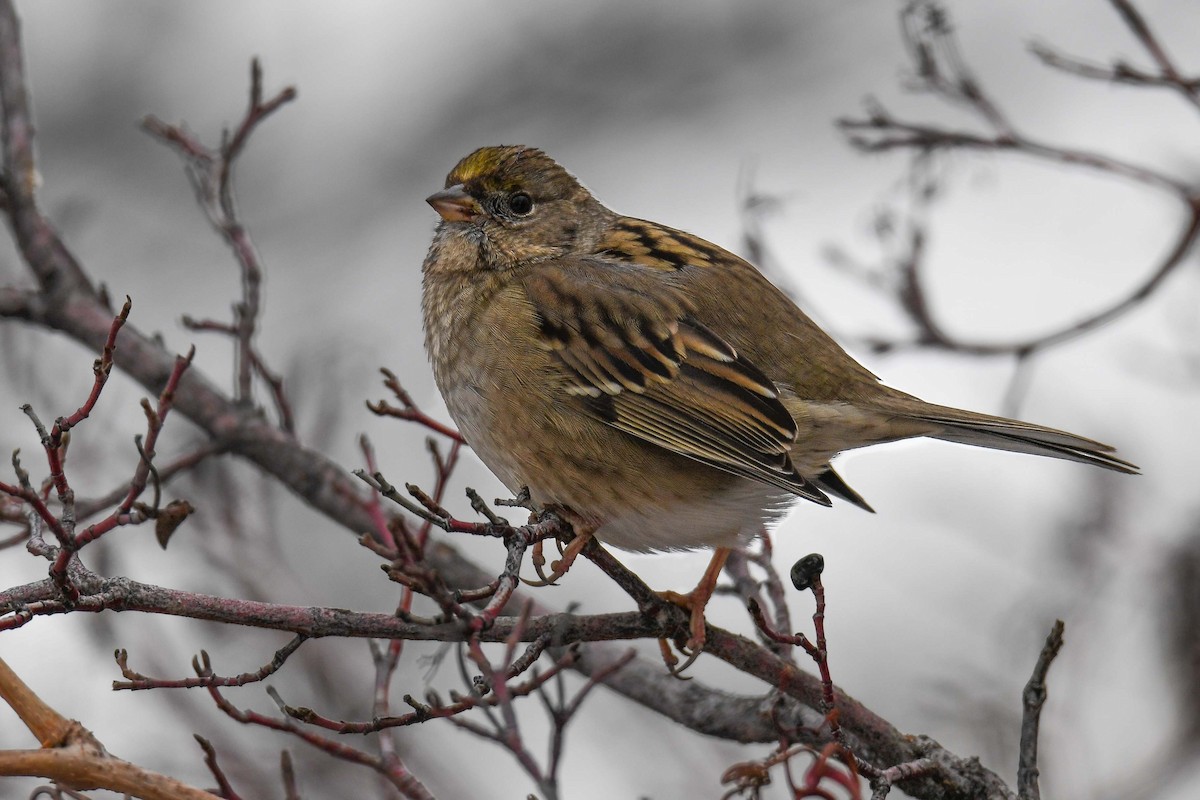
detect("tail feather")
[914,406,1138,474]
[814,465,876,513]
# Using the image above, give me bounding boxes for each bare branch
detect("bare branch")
[368,368,466,443]
[143,59,296,426]
[113,636,307,691]
[1017,620,1066,800]
[0,655,222,799]
[831,0,1200,407]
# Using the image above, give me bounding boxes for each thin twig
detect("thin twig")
[113,636,307,691]
[1017,620,1066,800]
[143,59,296,427]
[368,368,466,443]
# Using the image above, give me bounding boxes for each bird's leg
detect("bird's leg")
[658,546,731,654]
[522,507,596,587]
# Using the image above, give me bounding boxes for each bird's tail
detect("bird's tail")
[907,402,1138,474]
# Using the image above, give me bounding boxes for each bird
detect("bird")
[420,145,1136,655]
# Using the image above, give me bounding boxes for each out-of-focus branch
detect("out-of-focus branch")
[193,736,241,800]
[1032,0,1200,115]
[0,3,95,298]
[144,58,297,430]
[822,0,1200,411]
[0,285,36,316]
[74,441,227,521]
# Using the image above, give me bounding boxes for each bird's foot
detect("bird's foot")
[657,587,712,656]
[522,523,592,587]
[653,547,731,675]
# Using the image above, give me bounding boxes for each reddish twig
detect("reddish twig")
[359,466,565,632]
[188,643,436,800]
[722,742,863,800]
[0,302,195,600]
[283,642,574,734]
[113,636,307,691]
[360,468,571,630]
[368,368,466,443]
[435,609,630,800]
[447,634,547,793]
[204,680,435,800]
[749,554,839,743]
[416,436,463,549]
[355,433,408,554]
[144,59,296,429]
[540,646,637,785]
[368,635,406,775]
[0,452,70,556]
[9,299,132,557]
[361,441,429,778]
[42,296,131,492]
[44,346,195,596]
[797,743,863,800]
[193,735,243,800]
[357,470,490,536]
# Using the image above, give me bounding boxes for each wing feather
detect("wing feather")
[523,262,830,505]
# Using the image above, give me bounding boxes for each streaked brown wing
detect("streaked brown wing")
[522,262,830,505]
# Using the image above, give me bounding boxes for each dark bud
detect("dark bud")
[790,553,825,591]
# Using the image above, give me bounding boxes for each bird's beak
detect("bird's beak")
[426,184,480,223]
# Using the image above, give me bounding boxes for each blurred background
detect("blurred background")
[2,0,1199,797]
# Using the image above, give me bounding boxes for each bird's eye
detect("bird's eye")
[509,192,534,216]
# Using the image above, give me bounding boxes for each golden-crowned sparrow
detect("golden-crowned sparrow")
[421,145,1136,650]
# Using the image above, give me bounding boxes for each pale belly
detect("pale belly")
[443,377,795,552]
